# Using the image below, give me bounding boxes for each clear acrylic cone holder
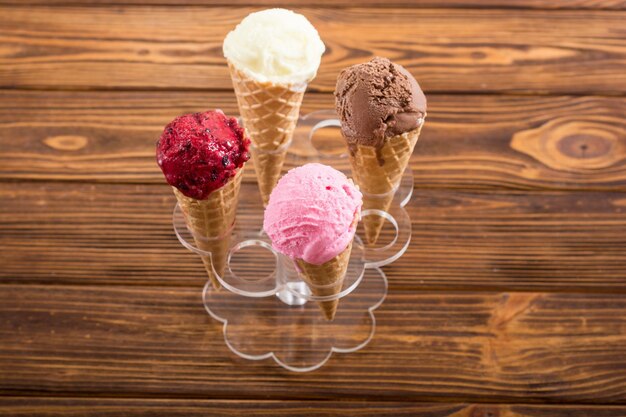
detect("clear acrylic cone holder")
[172,110,414,372]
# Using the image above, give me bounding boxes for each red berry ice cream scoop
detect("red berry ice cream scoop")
[156,110,250,200]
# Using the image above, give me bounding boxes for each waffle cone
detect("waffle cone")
[228,62,305,206]
[249,144,288,207]
[173,169,243,289]
[349,125,422,244]
[295,241,353,321]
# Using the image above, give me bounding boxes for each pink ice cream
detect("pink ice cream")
[263,163,363,265]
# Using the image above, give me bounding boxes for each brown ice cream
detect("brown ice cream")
[334,57,426,153]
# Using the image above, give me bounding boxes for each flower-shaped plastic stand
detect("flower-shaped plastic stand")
[172,110,414,372]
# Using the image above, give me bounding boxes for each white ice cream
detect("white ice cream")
[223,9,325,85]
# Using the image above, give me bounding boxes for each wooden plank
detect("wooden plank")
[1,399,626,417]
[1,91,625,191]
[1,181,625,291]
[0,0,624,9]
[0,285,624,402]
[0,399,465,416]
[1,7,625,94]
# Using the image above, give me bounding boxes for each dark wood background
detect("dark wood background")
[1,1,625,416]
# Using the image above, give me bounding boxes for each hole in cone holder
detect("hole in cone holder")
[279,235,367,303]
[363,166,414,209]
[173,203,280,297]
[304,111,345,158]
[359,207,411,269]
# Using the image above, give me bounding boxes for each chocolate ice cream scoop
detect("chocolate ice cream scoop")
[334,57,426,151]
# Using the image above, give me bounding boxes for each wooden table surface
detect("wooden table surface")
[1,0,625,415]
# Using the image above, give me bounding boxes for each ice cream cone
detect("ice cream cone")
[264,163,362,321]
[295,241,353,321]
[248,142,290,207]
[334,57,426,245]
[228,62,305,206]
[349,124,422,244]
[173,169,243,289]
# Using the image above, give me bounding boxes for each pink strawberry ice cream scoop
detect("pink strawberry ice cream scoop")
[263,163,363,265]
[156,110,250,200]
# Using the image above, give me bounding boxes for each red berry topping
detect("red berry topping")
[156,110,250,199]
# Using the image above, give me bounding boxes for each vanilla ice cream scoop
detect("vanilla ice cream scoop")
[223,8,325,85]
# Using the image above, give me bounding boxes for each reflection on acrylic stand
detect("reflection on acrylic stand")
[172,110,414,372]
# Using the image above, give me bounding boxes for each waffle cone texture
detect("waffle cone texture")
[173,169,244,289]
[295,241,353,321]
[228,62,305,206]
[349,125,422,244]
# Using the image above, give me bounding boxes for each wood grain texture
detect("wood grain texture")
[1,181,625,291]
[1,7,625,94]
[1,0,625,410]
[0,0,624,8]
[1,399,626,417]
[0,285,624,402]
[1,91,625,191]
